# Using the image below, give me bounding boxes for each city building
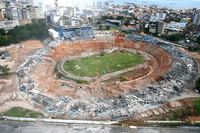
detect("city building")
[193,13,200,26]
[48,29,59,39]
[6,6,19,20]
[64,7,77,17]
[165,21,187,33]
[149,21,166,35]
[0,9,4,20]
[21,8,31,19]
[149,21,157,34]
[157,21,166,35]
[49,12,60,25]
[0,20,19,30]
[150,13,166,22]
[0,1,6,10]
[30,6,44,19]
[65,17,83,27]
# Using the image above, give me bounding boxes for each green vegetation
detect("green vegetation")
[188,37,200,51]
[119,76,128,81]
[194,99,200,115]
[98,25,117,31]
[0,19,48,46]
[64,51,144,77]
[3,107,43,118]
[0,65,11,77]
[188,46,200,52]
[121,30,132,34]
[143,26,150,34]
[197,36,200,45]
[167,109,192,121]
[110,27,119,31]
[101,15,125,21]
[76,80,89,84]
[161,33,185,42]
[195,77,200,92]
[0,29,6,35]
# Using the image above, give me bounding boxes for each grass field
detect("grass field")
[63,51,144,77]
[3,107,43,118]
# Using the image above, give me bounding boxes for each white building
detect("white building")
[165,22,187,31]
[48,29,59,39]
[65,18,82,27]
[30,3,44,19]
[0,20,19,30]
[64,7,77,17]
[0,1,6,9]
[150,13,166,22]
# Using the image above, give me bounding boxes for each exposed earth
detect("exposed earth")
[36,39,171,98]
[0,33,199,121]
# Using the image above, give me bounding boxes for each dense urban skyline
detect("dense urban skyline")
[36,0,200,9]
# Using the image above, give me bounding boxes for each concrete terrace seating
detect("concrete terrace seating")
[16,34,199,121]
[63,27,95,41]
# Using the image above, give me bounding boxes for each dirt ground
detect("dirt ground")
[1,39,200,120]
[30,40,172,98]
[0,40,43,71]
[0,40,44,113]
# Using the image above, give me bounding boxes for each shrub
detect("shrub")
[76,80,89,84]
[161,33,184,42]
[0,65,10,77]
[194,99,200,115]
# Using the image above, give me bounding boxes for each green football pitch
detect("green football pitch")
[63,51,145,77]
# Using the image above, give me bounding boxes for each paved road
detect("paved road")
[0,121,200,133]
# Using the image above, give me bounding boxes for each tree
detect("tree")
[101,15,114,20]
[106,26,110,30]
[197,36,200,45]
[0,35,18,46]
[161,33,184,42]
[124,20,131,26]
[0,19,48,47]
[195,78,200,92]
[116,16,124,20]
[0,29,6,35]
[0,65,10,76]
[194,99,200,115]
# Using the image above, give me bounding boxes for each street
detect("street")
[0,121,200,133]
